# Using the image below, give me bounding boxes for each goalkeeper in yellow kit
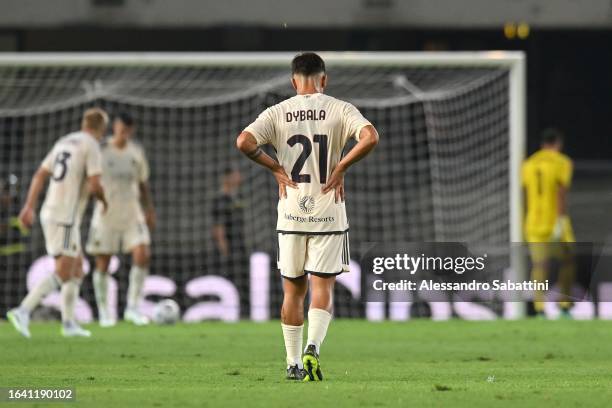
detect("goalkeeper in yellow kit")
[522,128,575,318]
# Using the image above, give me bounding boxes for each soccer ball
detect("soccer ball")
[153,299,181,325]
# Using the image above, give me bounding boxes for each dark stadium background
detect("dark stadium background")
[3,4,612,407]
[2,26,611,240]
[2,27,611,162]
[2,0,612,317]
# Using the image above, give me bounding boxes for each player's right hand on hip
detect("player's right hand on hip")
[323,167,346,203]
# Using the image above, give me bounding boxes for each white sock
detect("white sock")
[306,308,332,354]
[61,278,81,324]
[127,265,148,311]
[92,269,108,316]
[20,273,61,313]
[281,323,304,367]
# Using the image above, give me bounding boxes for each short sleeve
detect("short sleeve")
[40,148,55,172]
[342,102,371,144]
[138,147,150,182]
[244,108,276,147]
[86,140,103,177]
[557,158,573,188]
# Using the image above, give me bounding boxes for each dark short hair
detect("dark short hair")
[291,52,325,77]
[223,166,238,177]
[541,128,564,145]
[115,112,135,127]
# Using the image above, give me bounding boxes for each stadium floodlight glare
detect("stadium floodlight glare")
[0,52,525,318]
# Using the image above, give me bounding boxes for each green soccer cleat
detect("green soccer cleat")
[286,365,306,381]
[302,345,323,382]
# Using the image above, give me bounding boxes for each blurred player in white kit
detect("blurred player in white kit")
[86,112,156,327]
[7,108,109,338]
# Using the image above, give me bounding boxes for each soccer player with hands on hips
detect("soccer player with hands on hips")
[7,108,109,338]
[237,52,379,381]
[86,112,156,327]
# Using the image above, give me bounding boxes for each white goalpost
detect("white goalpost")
[0,52,526,319]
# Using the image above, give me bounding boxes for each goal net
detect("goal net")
[0,52,525,321]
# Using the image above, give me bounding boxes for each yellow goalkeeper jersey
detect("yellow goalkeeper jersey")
[521,149,573,240]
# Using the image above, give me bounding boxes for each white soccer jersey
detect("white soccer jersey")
[244,93,371,234]
[91,139,149,229]
[40,131,102,225]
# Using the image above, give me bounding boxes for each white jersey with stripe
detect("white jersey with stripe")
[91,138,149,230]
[244,93,371,234]
[40,131,102,225]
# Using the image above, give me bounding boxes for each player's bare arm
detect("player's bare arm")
[322,124,379,203]
[18,167,51,228]
[236,131,297,198]
[87,174,108,213]
[139,181,156,230]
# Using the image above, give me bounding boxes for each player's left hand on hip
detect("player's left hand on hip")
[322,168,345,203]
[272,166,297,199]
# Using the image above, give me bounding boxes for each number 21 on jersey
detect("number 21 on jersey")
[287,134,328,184]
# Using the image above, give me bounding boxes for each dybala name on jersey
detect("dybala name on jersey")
[286,109,326,122]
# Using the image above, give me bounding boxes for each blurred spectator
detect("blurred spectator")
[211,167,248,316]
[0,174,28,257]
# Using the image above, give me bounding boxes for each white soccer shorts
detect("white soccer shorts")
[41,220,81,258]
[86,221,151,255]
[277,231,350,279]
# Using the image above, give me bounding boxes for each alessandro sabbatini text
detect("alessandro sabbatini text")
[362,243,549,302]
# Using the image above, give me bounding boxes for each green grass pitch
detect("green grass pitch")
[2,319,612,407]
